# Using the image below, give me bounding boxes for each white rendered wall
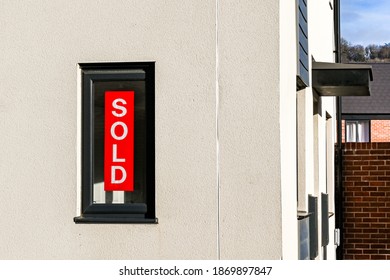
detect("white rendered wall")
[0,0,338,260]
[0,0,218,259]
[310,0,336,63]
[297,88,315,213]
[280,0,299,260]
[308,0,338,260]
[218,1,282,259]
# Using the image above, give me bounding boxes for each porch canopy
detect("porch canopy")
[312,62,373,97]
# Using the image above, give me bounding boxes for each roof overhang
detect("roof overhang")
[312,62,373,96]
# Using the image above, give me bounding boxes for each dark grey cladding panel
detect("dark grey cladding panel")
[342,63,390,114]
[296,0,309,88]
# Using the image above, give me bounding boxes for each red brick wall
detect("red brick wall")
[343,142,390,260]
[371,120,390,142]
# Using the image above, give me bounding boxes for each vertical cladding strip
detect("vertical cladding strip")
[216,0,221,260]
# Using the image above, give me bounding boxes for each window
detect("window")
[74,62,156,223]
[345,120,370,143]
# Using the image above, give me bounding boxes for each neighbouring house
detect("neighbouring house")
[342,63,390,143]
[341,63,390,260]
[0,0,371,260]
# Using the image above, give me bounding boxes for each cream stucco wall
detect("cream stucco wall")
[0,0,218,259]
[0,0,338,260]
[280,0,299,260]
[218,1,282,259]
[304,0,338,260]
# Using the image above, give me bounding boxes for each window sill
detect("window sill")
[74,216,158,224]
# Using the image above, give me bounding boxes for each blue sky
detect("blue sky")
[341,0,390,46]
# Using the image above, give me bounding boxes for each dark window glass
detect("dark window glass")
[93,80,147,205]
[74,63,156,224]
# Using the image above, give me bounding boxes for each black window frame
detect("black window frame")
[74,62,157,224]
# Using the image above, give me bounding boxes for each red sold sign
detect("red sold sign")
[104,91,134,191]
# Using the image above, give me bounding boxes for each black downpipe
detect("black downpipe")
[334,0,344,260]
[336,97,343,260]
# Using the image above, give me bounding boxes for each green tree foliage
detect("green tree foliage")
[342,38,390,63]
[340,37,351,63]
[378,43,390,59]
